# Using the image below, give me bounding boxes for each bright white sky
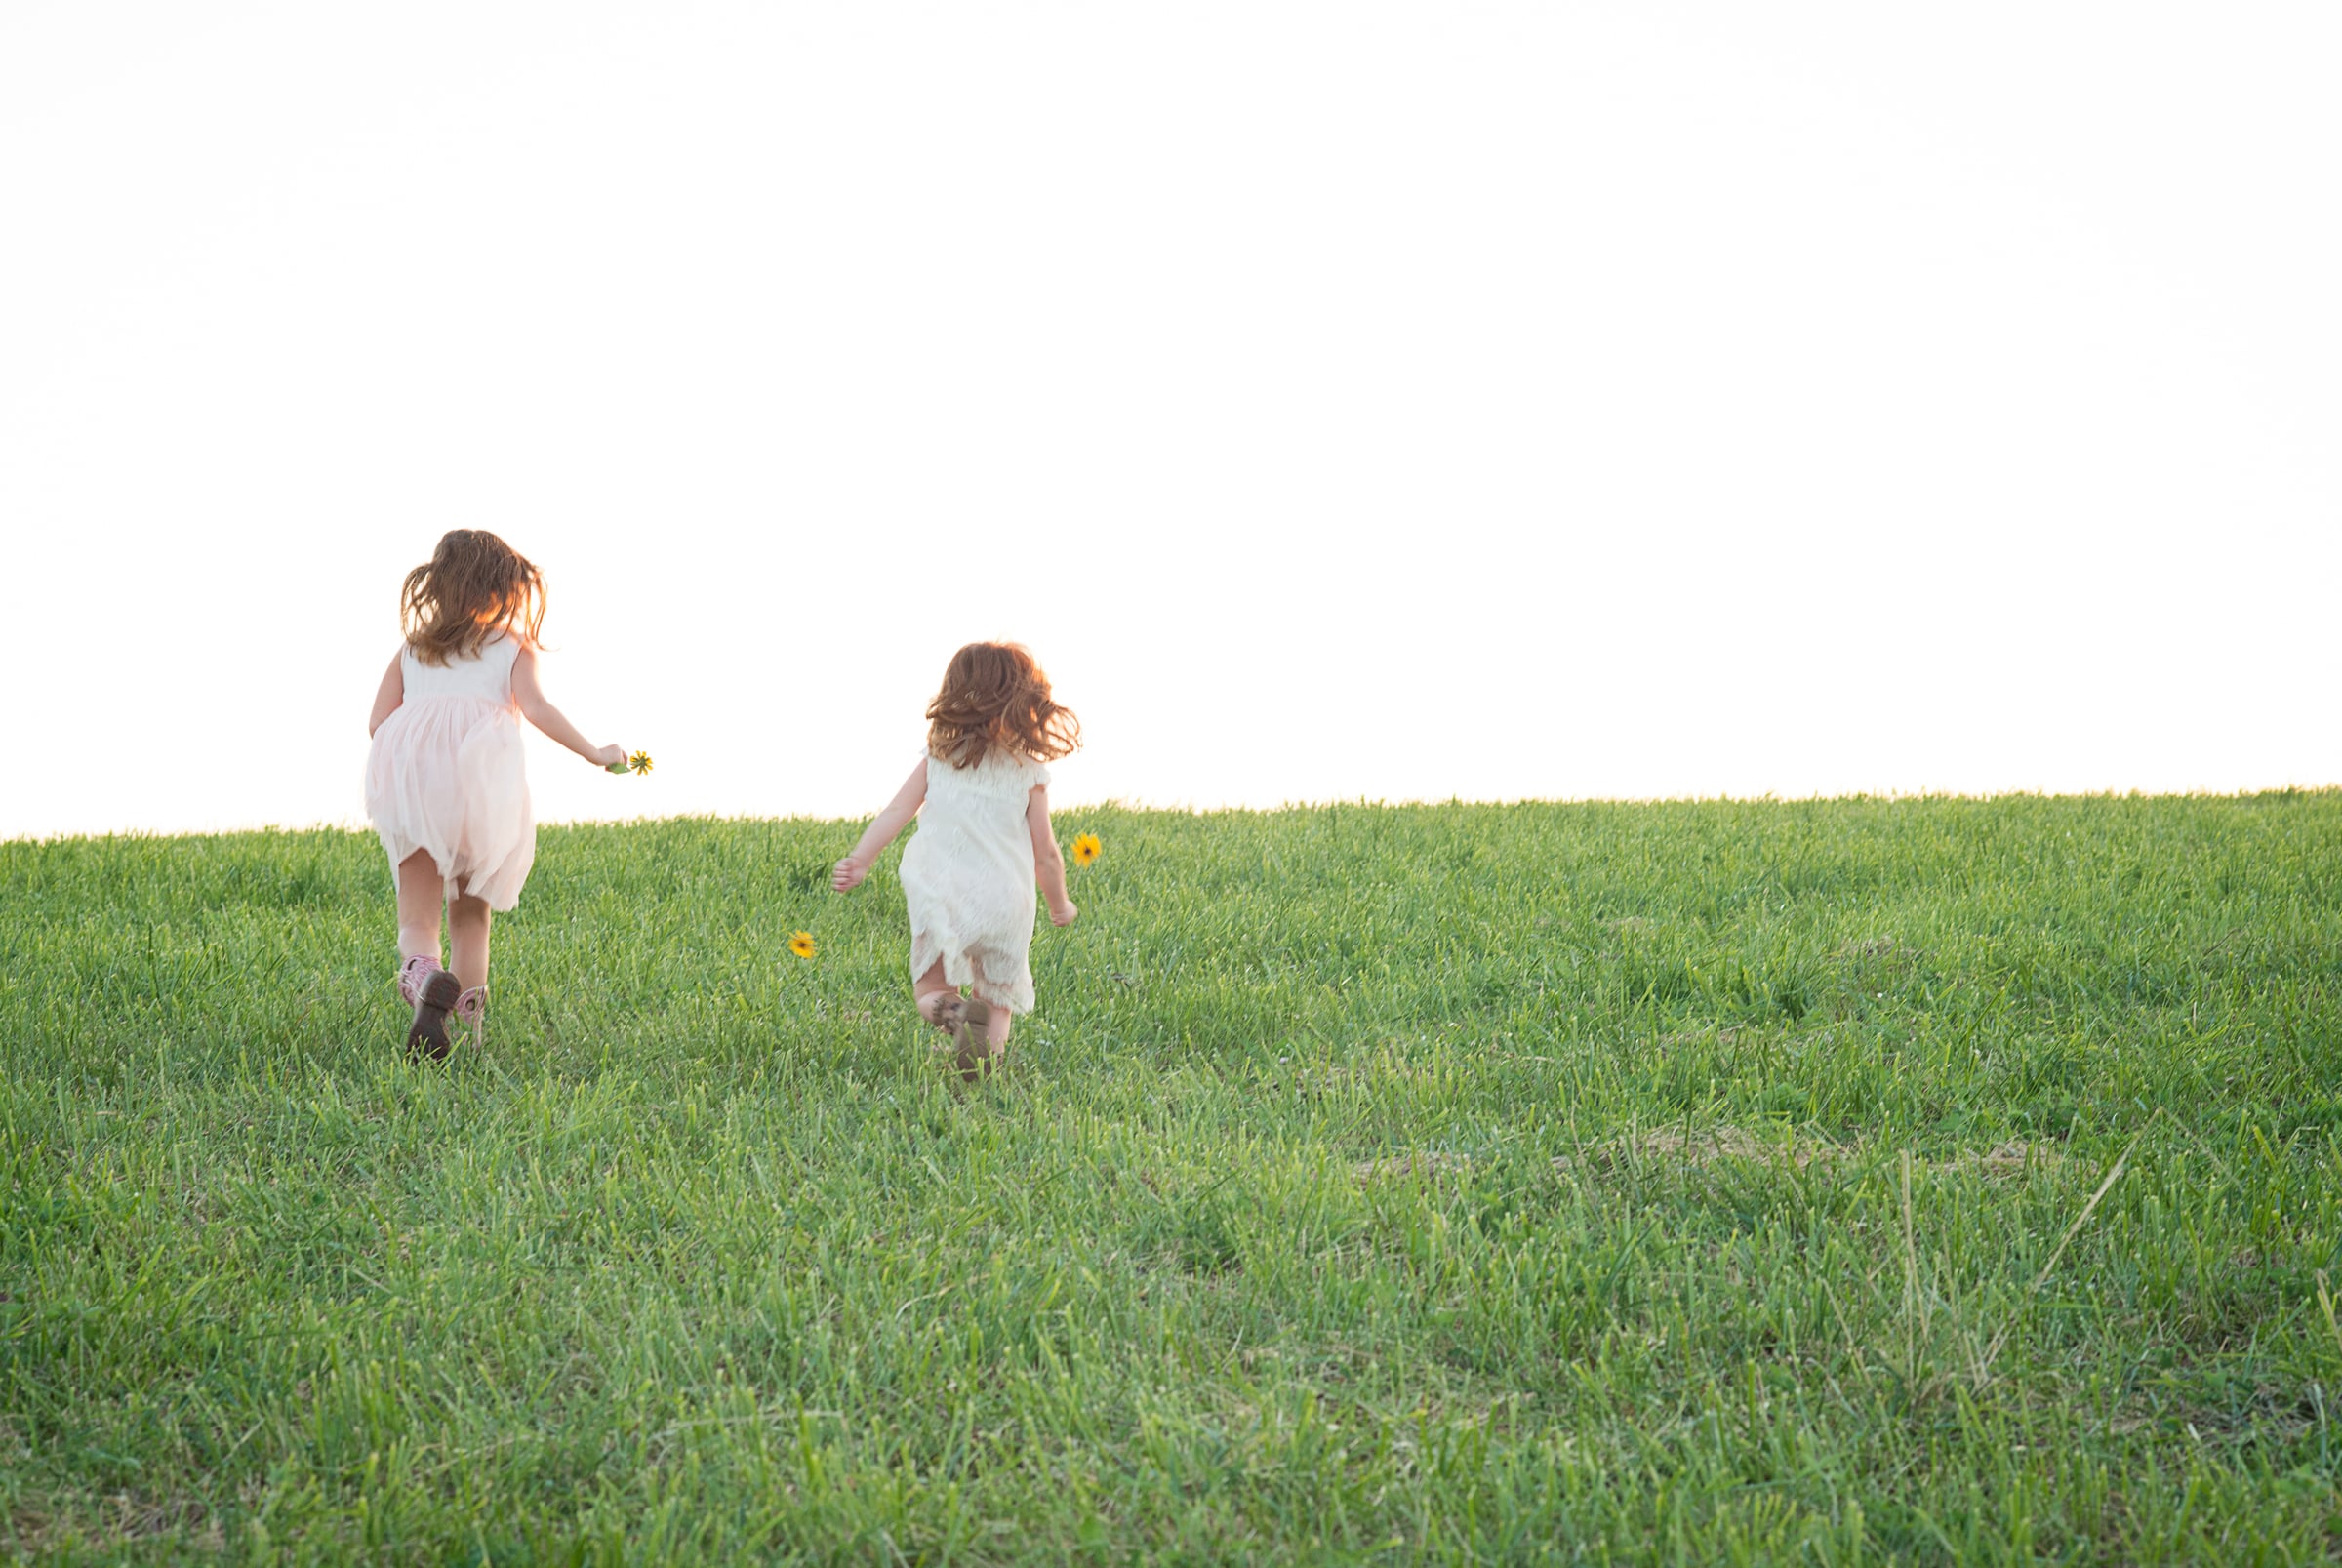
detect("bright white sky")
[4,2,2337,841]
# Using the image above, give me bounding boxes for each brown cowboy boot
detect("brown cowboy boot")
[951,996,1002,1084]
[405,965,462,1061]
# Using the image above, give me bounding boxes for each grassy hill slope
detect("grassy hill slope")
[5,794,2340,1562]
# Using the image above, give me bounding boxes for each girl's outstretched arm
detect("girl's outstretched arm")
[367,653,404,737]
[834,762,928,891]
[1028,784,1076,927]
[510,643,626,768]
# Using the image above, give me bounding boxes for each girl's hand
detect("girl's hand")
[834,761,929,896]
[1049,900,1078,928]
[594,744,627,770]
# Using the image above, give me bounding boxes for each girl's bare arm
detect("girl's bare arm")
[367,652,405,737]
[1028,784,1076,926]
[510,642,626,768]
[834,761,929,891]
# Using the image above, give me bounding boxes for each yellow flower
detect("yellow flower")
[629,751,654,776]
[1071,832,1102,866]
[788,931,816,960]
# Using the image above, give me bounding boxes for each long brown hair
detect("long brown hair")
[398,530,546,666]
[925,642,1080,768]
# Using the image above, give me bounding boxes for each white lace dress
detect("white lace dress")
[362,635,536,910]
[900,748,1050,1013]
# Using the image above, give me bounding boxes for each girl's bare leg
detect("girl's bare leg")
[985,1007,1013,1047]
[393,851,464,1059]
[395,851,445,964]
[448,893,492,993]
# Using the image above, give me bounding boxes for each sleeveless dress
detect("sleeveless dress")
[900,749,1050,1013]
[363,636,536,911]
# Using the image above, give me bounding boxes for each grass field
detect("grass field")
[5,794,2342,1564]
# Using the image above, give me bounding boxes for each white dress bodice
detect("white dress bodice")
[400,635,518,704]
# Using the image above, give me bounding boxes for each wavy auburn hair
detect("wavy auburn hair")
[926,642,1080,769]
[399,530,546,666]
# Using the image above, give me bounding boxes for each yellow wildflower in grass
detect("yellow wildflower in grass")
[1071,832,1102,866]
[788,931,817,960]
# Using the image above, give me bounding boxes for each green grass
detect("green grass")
[5,794,2342,1564]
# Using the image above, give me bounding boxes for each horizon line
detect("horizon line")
[9,782,2341,847]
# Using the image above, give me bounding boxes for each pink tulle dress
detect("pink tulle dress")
[363,635,536,911]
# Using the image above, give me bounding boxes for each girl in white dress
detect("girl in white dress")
[363,531,628,1059]
[833,642,1081,1079]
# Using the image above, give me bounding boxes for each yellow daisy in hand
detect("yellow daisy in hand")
[1071,832,1102,866]
[629,751,654,776]
[788,931,817,960]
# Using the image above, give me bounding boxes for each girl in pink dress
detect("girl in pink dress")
[363,530,627,1059]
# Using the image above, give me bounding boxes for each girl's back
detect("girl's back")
[395,635,519,704]
[912,749,1051,884]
